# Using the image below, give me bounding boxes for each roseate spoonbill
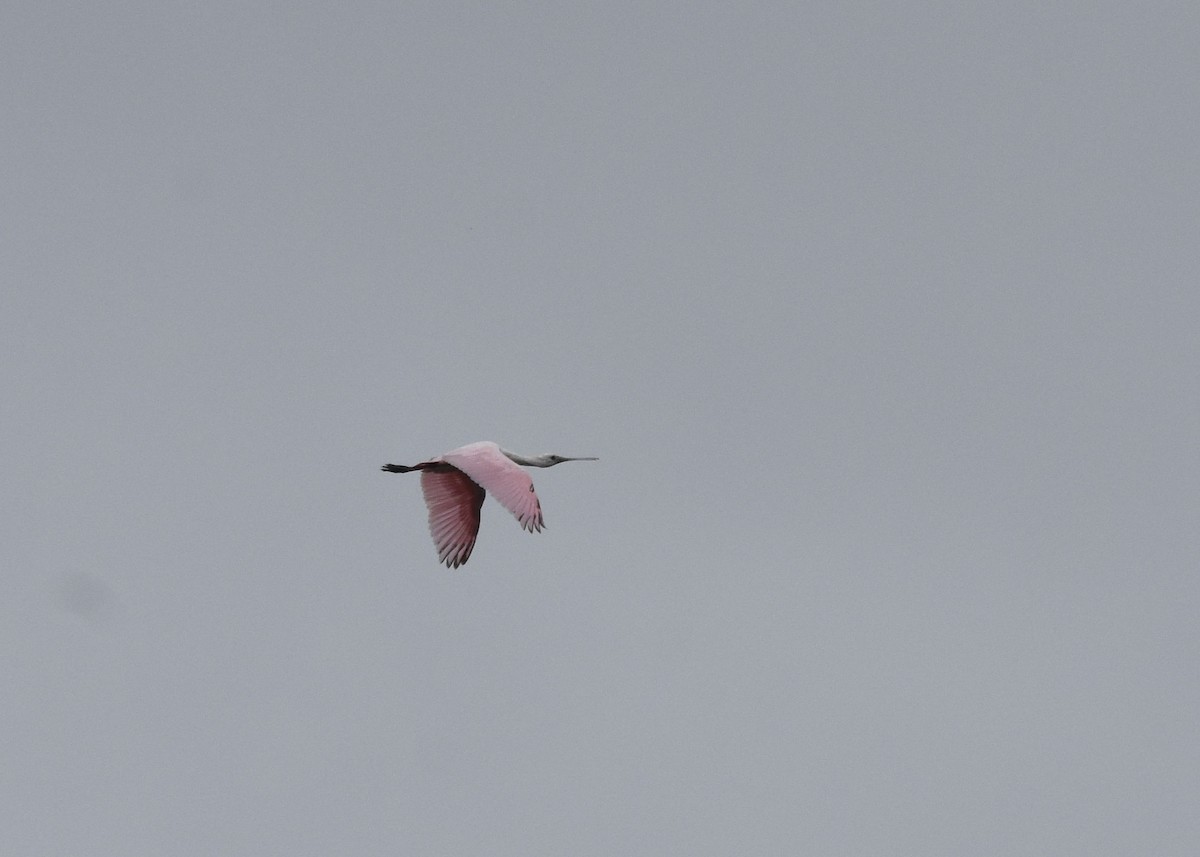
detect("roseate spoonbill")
[382,441,598,568]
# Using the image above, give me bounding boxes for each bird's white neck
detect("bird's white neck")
[501,450,555,468]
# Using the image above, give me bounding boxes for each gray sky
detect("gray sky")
[4,2,1198,854]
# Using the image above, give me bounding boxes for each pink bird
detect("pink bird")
[382,441,598,567]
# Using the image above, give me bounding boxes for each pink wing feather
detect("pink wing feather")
[413,443,545,568]
[440,443,545,533]
[420,468,485,568]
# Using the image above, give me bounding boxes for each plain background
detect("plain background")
[3,2,1198,854]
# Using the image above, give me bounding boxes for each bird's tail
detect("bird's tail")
[381,463,418,473]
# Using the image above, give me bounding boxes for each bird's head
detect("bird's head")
[502,449,600,468]
[543,453,599,467]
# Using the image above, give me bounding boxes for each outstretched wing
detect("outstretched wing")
[441,443,545,533]
[420,468,485,568]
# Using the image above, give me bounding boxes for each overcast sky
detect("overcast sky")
[3,2,1199,854]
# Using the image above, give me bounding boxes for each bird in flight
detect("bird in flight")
[382,441,598,568]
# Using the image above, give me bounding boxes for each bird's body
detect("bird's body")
[382,441,597,567]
